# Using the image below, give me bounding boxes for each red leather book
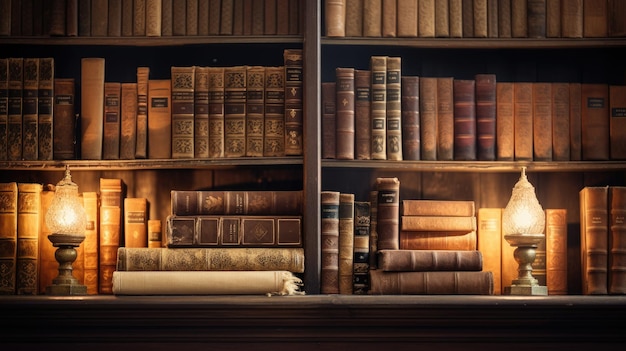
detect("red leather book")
[453,79,477,160]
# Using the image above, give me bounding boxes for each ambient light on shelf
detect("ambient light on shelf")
[45,166,88,296]
[502,167,548,296]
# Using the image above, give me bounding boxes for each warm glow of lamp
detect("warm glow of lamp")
[45,166,88,295]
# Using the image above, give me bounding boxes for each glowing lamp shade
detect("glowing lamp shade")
[502,167,545,236]
[46,167,87,236]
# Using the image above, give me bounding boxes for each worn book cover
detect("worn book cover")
[583,0,607,37]
[148,219,162,248]
[546,208,568,295]
[527,0,546,38]
[386,57,402,160]
[120,83,137,160]
[194,66,210,158]
[171,66,196,159]
[420,77,437,160]
[402,200,475,217]
[580,186,609,295]
[378,249,483,272]
[376,177,400,250]
[397,0,418,37]
[353,201,371,294]
[103,82,121,160]
[370,270,494,295]
[22,58,39,161]
[581,83,609,160]
[453,79,477,160]
[335,67,355,160]
[401,216,477,232]
[16,183,42,295]
[245,66,265,157]
[569,82,582,160]
[478,207,502,294]
[171,190,304,216]
[321,191,340,293]
[0,182,18,295]
[99,178,123,294]
[124,198,148,248]
[496,82,514,160]
[609,187,626,294]
[345,0,363,37]
[322,82,337,159]
[208,67,225,158]
[339,193,355,294]
[363,0,382,37]
[400,230,478,251]
[513,82,533,161]
[609,85,626,160]
[355,70,371,160]
[135,67,149,158]
[147,79,172,159]
[80,58,105,160]
[325,0,346,37]
[0,58,7,160]
[561,0,583,38]
[284,49,304,156]
[224,66,247,158]
[418,0,435,37]
[264,66,285,157]
[37,57,54,161]
[7,58,23,161]
[552,83,571,161]
[436,77,454,161]
[475,74,496,161]
[370,56,387,160]
[81,191,99,294]
[532,82,552,161]
[401,76,420,160]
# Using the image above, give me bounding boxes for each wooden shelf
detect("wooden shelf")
[0,36,304,46]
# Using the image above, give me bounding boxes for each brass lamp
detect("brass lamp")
[502,167,548,296]
[45,166,88,295]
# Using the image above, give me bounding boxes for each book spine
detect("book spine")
[134,67,149,158]
[561,0,583,38]
[171,66,196,159]
[108,0,122,36]
[496,82,514,160]
[449,0,463,37]
[546,208,568,295]
[397,0,418,37]
[81,191,99,294]
[462,0,474,37]
[546,0,560,37]
[527,0,547,38]
[124,198,148,248]
[39,185,59,294]
[120,82,138,160]
[146,0,162,36]
[251,0,264,35]
[355,70,371,160]
[608,0,626,37]
[208,67,225,158]
[264,0,276,35]
[453,79,477,160]
[353,201,371,294]
[401,216,477,232]
[198,0,210,35]
[511,0,528,37]
[16,183,42,295]
[91,0,108,36]
[284,49,303,156]
[498,0,512,37]
[186,0,198,35]
[22,58,39,161]
[475,74,497,161]
[172,0,186,35]
[513,82,533,161]
[377,249,483,271]
[321,82,337,159]
[0,0,10,36]
[224,66,247,158]
[376,177,400,250]
[148,219,162,248]
[420,77,437,160]
[335,67,355,160]
[7,58,23,161]
[418,0,435,37]
[401,200,476,216]
[80,58,105,160]
[401,76,420,160]
[321,191,340,294]
[473,0,488,37]
[161,0,173,36]
[363,0,382,37]
[370,56,387,160]
[147,79,172,159]
[103,82,122,160]
[193,66,210,158]
[78,0,91,36]
[569,82,582,160]
[610,85,626,160]
[0,182,18,295]
[369,270,494,295]
[609,187,626,294]
[583,0,608,37]
[170,190,304,216]
[487,0,499,37]
[580,186,609,295]
[326,0,347,37]
[552,82,571,161]
[386,56,402,160]
[399,230,478,251]
[263,66,286,157]
[435,0,450,37]
[245,66,265,157]
[99,178,123,294]
[339,193,355,294]
[122,0,133,36]
[0,58,7,160]
[581,83,610,160]
[37,57,54,161]
[436,77,454,161]
[345,0,364,37]
[478,207,503,294]
[532,82,553,161]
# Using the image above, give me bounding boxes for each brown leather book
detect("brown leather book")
[363,0,382,37]
[187,0,199,36]
[369,270,494,294]
[369,190,379,269]
[133,0,146,36]
[49,0,66,36]
[326,0,346,37]
[0,182,18,295]
[498,0,512,37]
[322,82,337,159]
[453,79,477,160]
[81,191,99,294]
[552,82,571,161]
[449,0,463,37]
[475,74,496,161]
[99,178,123,295]
[122,0,133,36]
[386,57,402,160]
[198,0,210,35]
[579,186,609,295]
[135,67,149,158]
[284,49,303,156]
[397,0,418,37]
[148,219,162,248]
[437,77,454,161]
[546,208,568,295]
[382,0,397,37]
[147,79,172,159]
[108,0,122,36]
[7,57,23,161]
[399,230,478,250]
[355,70,371,160]
[263,66,285,157]
[370,56,387,160]
[581,83,609,160]
[208,66,225,158]
[124,198,148,248]
[377,249,483,271]
[161,0,173,36]
[335,67,355,160]
[171,66,196,159]
[532,82,552,161]
[561,0,583,38]
[496,82,514,160]
[120,82,137,160]
[172,0,186,35]
[245,66,265,157]
[21,58,38,161]
[224,66,247,158]
[52,78,76,160]
[462,0,474,37]
[339,193,355,294]
[103,82,121,160]
[0,0,10,36]
[478,207,502,294]
[513,81,533,161]
[345,0,364,36]
[546,0,560,37]
[194,66,209,158]
[263,0,276,34]
[251,0,264,34]
[220,0,234,35]
[610,85,626,159]
[37,57,54,161]
[609,0,626,37]
[583,0,608,37]
[487,0,498,37]
[420,77,437,160]
[401,216,477,232]
[527,0,546,38]
[276,0,289,35]
[511,0,527,37]
[80,58,105,160]
[170,190,304,216]
[288,0,300,35]
[146,0,162,36]
[435,0,450,37]
[473,0,488,37]
[321,191,340,294]
[569,82,582,160]
[402,200,475,217]
[91,0,108,36]
[376,177,400,250]
[609,187,626,294]
[0,58,7,160]
[353,201,371,294]
[418,0,435,37]
[401,76,420,160]
[208,0,221,35]
[16,183,42,295]
[10,0,21,36]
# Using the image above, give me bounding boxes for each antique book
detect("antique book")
[120,82,137,160]
[37,57,54,161]
[569,82,582,160]
[103,82,122,160]
[133,0,146,36]
[124,198,148,248]
[321,191,340,293]
[498,0,512,37]
[7,57,23,161]
[552,82,571,161]
[335,67,355,160]
[487,0,498,37]
[224,66,247,158]
[532,225,547,287]
[321,82,337,159]
[108,0,122,36]
[146,0,162,36]
[171,66,196,159]
[435,0,450,37]
[462,0,474,37]
[401,76,420,160]
[397,0,418,37]
[198,0,210,35]
[355,70,371,160]
[122,0,133,36]
[370,56,387,160]
[477,207,503,294]
[147,79,172,159]
[402,200,476,217]
[580,186,609,295]
[436,77,454,161]
[208,66,225,158]
[382,0,397,37]
[208,0,221,35]
[245,66,265,157]
[99,178,123,295]
[420,76,437,160]
[81,191,99,295]
[91,0,108,36]
[276,0,289,35]
[251,0,264,35]
[376,177,400,250]
[339,193,355,294]
[170,189,304,216]
[369,270,494,295]
[78,0,92,36]
[264,66,285,157]
[112,270,303,295]
[609,187,626,294]
[220,0,234,35]
[288,0,300,35]
[399,230,478,251]
[80,58,105,160]
[187,0,199,36]
[16,182,42,295]
[527,0,546,38]
[21,58,39,161]
[172,0,186,35]
[473,0,488,37]
[0,58,7,160]
[532,82,552,161]
[583,0,607,37]
[513,81,533,161]
[608,0,626,37]
[511,0,527,37]
[0,182,18,295]
[581,83,609,160]
[193,66,209,158]
[363,0,382,37]
[264,0,276,34]
[561,0,583,38]
[546,208,568,295]
[609,85,626,159]
[0,0,9,36]
[369,190,379,269]
[546,0,560,37]
[475,74,496,161]
[386,56,402,160]
[353,201,371,294]
[284,49,304,156]
[148,219,162,248]
[418,0,435,37]
[165,215,302,248]
[161,0,173,36]
[135,67,149,159]
[453,79,477,161]
[496,81,514,160]
[325,0,346,37]
[377,249,483,271]
[401,216,477,232]
[449,0,463,37]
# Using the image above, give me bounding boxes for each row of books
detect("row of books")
[0,0,303,38]
[325,0,626,38]
[322,56,626,162]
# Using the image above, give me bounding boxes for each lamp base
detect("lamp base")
[504,284,548,296]
[47,233,87,296]
[503,233,548,296]
[46,283,87,296]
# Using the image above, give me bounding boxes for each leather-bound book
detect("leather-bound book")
[552,82,571,161]
[478,207,502,294]
[583,0,607,37]
[386,57,402,160]
[133,0,146,36]
[264,66,285,157]
[608,0,626,37]
[147,79,172,159]
[546,208,568,295]
[108,0,122,36]
[401,216,477,232]
[363,0,382,37]
[339,193,355,294]
[284,48,303,156]
[148,219,162,248]
[400,230,477,250]
[513,82,533,161]
[435,0,449,37]
[224,66,247,158]
[0,182,17,295]
[80,57,105,160]
[103,82,121,160]
[609,187,626,294]
[353,201,371,294]
[170,190,304,216]
[496,82,514,160]
[511,0,527,37]
[561,0,583,38]
[81,191,99,294]
[369,190,379,269]
[135,67,149,158]
[198,0,210,35]
[187,0,199,36]
[245,66,265,157]
[91,0,108,36]
[546,0,560,37]
[276,0,289,35]
[420,77,437,160]
[487,0,498,37]
[10,0,20,36]
[288,0,300,35]
[436,77,454,161]
[264,0,276,34]
[0,58,7,160]
[78,0,91,36]
[322,82,337,159]
[609,85,626,159]
[251,0,264,34]
[49,0,66,36]
[377,249,483,271]
[161,0,173,36]
[335,67,355,160]
[22,58,38,161]
[37,57,54,160]
[580,186,609,295]
[449,0,463,37]
[475,74,496,161]
[193,66,209,158]
[355,70,371,160]
[171,66,196,159]
[120,83,137,160]
[382,0,397,37]
[7,57,23,161]
[208,0,221,35]
[397,0,418,37]
[16,183,42,295]
[418,0,435,37]
[220,0,234,35]
[172,0,186,35]
[321,191,340,294]
[370,56,387,160]
[99,178,123,295]
[0,0,10,36]
[369,270,494,295]
[532,82,552,161]
[569,82,582,160]
[473,0,488,37]
[122,0,133,36]
[453,79,477,161]
[52,78,76,160]
[498,0,512,37]
[402,200,475,216]
[208,67,225,158]
[124,198,148,248]
[376,177,400,250]
[527,0,546,38]
[581,83,609,160]
[401,76,420,160]
[462,0,474,37]
[146,0,162,36]
[325,0,346,37]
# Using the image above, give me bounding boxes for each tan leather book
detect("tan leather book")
[208,66,225,158]
[546,0,560,37]
[402,200,475,217]
[148,219,162,248]
[382,0,397,37]
[581,83,609,160]
[363,0,382,37]
[376,177,400,250]
[561,0,583,38]
[52,78,76,160]
[122,0,134,36]
[187,0,199,36]
[245,66,265,157]
[475,74,496,161]
[401,216,477,232]
[608,0,626,37]
[498,0,512,37]
[37,57,54,161]
[99,178,123,294]
[251,0,264,34]
[420,77,437,160]
[81,191,99,294]
[513,81,533,161]
[124,198,148,248]
[108,0,122,36]
[462,0,474,37]
[345,0,364,37]
[284,49,303,156]
[208,0,221,35]
[436,77,454,161]
[418,0,435,37]
[325,0,346,37]
[370,56,387,160]
[224,66,247,158]
[322,82,337,159]
[532,82,552,161]
[386,57,402,160]
[546,208,568,295]
[473,0,488,37]
[171,66,196,159]
[453,79,477,160]
[0,182,18,295]
[609,187,626,294]
[21,58,38,161]
[496,82,514,160]
[120,83,137,160]
[339,193,355,294]
[579,186,609,295]
[378,249,483,271]
[527,0,546,38]
[583,0,607,37]
[355,70,371,160]
[170,190,304,216]
[135,67,149,158]
[264,0,276,34]
[276,0,289,35]
[400,230,478,250]
[569,82,582,160]
[103,82,121,160]
[609,85,626,160]
[321,191,340,294]
[435,0,449,37]
[146,0,162,36]
[147,79,172,159]
[198,0,210,35]
[370,270,493,294]
[263,66,285,157]
[487,0,498,37]
[449,0,463,37]
[161,0,173,36]
[397,0,418,37]
[478,207,502,294]
[172,0,186,35]
[353,201,370,294]
[133,0,146,36]
[16,183,42,295]
[220,0,234,35]
[551,82,571,161]
[80,57,105,160]
[91,0,108,36]
[401,76,420,160]
[511,0,527,37]
[194,66,209,158]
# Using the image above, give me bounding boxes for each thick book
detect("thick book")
[147,79,172,159]
[402,200,476,217]
[355,70,371,160]
[583,0,608,37]
[527,0,546,38]
[264,66,285,157]
[453,79,477,160]
[580,186,609,295]
[7,57,23,161]
[382,0,397,37]
[369,270,494,295]
[124,198,148,248]
[251,0,264,35]
[546,0,560,37]
[103,82,122,160]
[473,0,488,37]
[401,216,477,232]
[376,177,400,250]
[363,0,382,37]
[21,58,39,161]
[81,191,99,295]
[339,193,355,294]
[0,0,9,36]
[496,82,514,160]
[353,201,371,294]
[135,67,149,159]
[194,66,210,158]
[581,83,609,160]
[208,0,221,35]
[224,66,247,158]
[120,83,137,160]
[462,0,474,37]
[148,219,162,248]
[245,66,265,157]
[399,230,478,251]
[325,0,346,37]
[487,0,499,37]
[449,0,463,37]
[609,85,626,160]
[80,58,105,160]
[321,191,340,294]
[276,0,289,35]
[513,81,533,161]
[435,0,450,37]
[0,58,7,160]
[609,187,626,294]
[99,178,123,295]
[532,82,553,161]
[401,76,420,160]
[67,0,80,36]
[378,249,483,272]
[511,0,527,37]
[321,82,337,159]
[121,0,133,36]
[283,48,304,156]
[386,56,402,160]
[165,215,302,248]
[91,0,108,36]
[369,190,379,269]
[108,0,122,36]
[162,0,173,36]
[172,0,186,35]
[171,66,196,159]
[569,82,582,160]
[370,56,387,160]
[561,0,583,38]
[397,0,418,37]
[37,57,54,161]
[187,0,199,36]
[478,207,503,294]
[0,182,18,295]
[78,0,91,36]
[16,183,42,295]
[198,0,210,35]
[475,74,496,161]
[552,82,571,161]
[335,67,355,160]
[418,0,435,37]
[208,66,225,158]
[498,0,512,37]
[171,189,304,216]
[420,76,437,160]
[546,208,568,295]
[609,0,626,37]
[436,77,454,161]
[133,0,146,36]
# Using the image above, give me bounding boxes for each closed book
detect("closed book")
[198,0,210,35]
[496,82,514,160]
[108,0,122,36]
[532,82,552,161]
[321,191,340,293]
[546,208,568,295]
[172,0,186,35]
[146,0,162,36]
[171,66,196,159]
[401,76,420,160]
[194,66,210,158]
[369,270,494,294]
[170,190,304,216]
[552,82,571,161]
[378,249,483,272]
[220,0,234,35]
[10,0,20,36]
[435,0,450,37]
[478,207,502,294]
[580,186,609,295]
[224,66,247,158]
[124,198,148,248]
[263,66,285,157]
[382,0,397,37]
[363,0,382,37]
[288,0,300,34]
[276,0,289,35]
[609,85,626,160]
[251,0,264,34]
[420,77,437,160]
[400,230,478,250]
[81,191,99,295]
[103,82,122,160]
[527,0,546,38]
[325,0,346,37]
[449,0,463,37]
[339,193,355,294]
[120,83,138,160]
[583,0,607,37]
[117,247,305,272]
[263,0,276,34]
[475,74,496,161]
[453,79,477,161]
[135,67,149,159]
[386,56,402,160]
[355,70,371,160]
[187,0,199,35]
[147,79,172,159]
[353,201,371,294]
[0,58,7,160]
[370,56,387,160]
[397,0,418,37]
[133,0,146,36]
[369,190,379,269]
[21,58,39,161]
[402,200,476,217]
[208,66,225,158]
[165,215,302,248]
[513,82,533,161]
[16,183,42,295]
[462,0,474,37]
[609,0,626,37]
[581,83,609,160]
[148,219,162,248]
[418,0,435,37]
[401,216,477,232]
[122,0,133,36]
[473,0,488,37]
[546,0,560,37]
[0,0,9,36]
[436,77,454,161]
[245,66,265,157]
[498,0,512,37]
[0,182,17,295]
[91,0,108,36]
[561,0,583,38]
[322,82,337,159]
[161,0,173,36]
[78,0,91,36]
[37,58,54,161]
[99,178,123,295]
[80,58,105,160]
[609,187,626,294]
[569,82,582,160]
[284,49,303,156]
[208,0,221,35]
[335,67,355,160]
[511,0,527,37]
[487,0,498,37]
[376,177,400,250]
[7,58,22,161]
